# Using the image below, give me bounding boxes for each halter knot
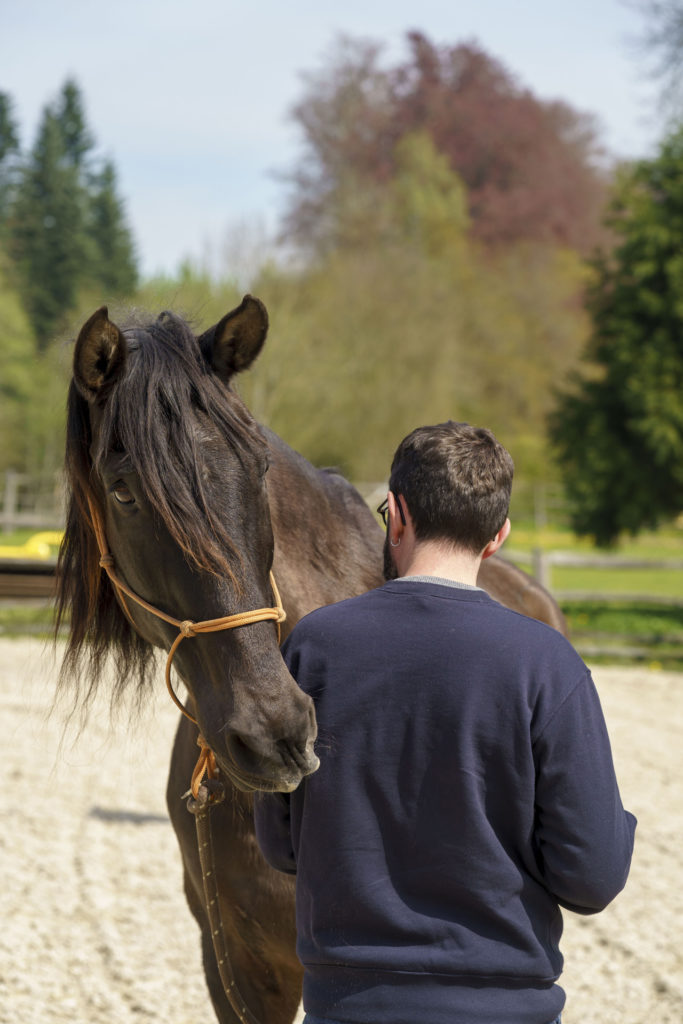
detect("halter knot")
[180,619,196,637]
[192,733,218,799]
[99,554,114,568]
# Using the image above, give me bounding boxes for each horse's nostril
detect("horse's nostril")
[225,729,319,784]
[276,736,320,775]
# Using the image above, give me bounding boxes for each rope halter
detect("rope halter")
[87,497,286,798]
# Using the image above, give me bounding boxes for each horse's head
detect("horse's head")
[58,296,318,793]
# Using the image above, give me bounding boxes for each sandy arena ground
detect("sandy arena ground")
[1,637,681,1024]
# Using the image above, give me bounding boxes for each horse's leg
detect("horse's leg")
[221,911,303,1024]
[167,714,302,1024]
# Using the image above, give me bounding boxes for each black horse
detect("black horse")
[57,296,567,1023]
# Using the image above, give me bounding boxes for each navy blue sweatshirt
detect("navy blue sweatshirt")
[254,579,636,1024]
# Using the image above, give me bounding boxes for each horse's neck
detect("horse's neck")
[263,430,384,627]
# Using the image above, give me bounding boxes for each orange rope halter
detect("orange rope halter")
[87,497,286,798]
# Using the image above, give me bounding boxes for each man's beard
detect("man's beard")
[383,532,399,581]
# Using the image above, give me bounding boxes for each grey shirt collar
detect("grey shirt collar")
[394,575,483,591]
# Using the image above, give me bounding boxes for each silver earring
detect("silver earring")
[390,537,401,548]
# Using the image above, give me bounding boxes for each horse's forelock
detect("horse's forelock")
[94,316,263,584]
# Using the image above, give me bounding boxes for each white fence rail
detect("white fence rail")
[1,470,65,533]
[506,548,683,605]
[505,548,683,662]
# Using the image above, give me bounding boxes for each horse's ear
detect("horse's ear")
[73,307,127,402]
[199,295,268,382]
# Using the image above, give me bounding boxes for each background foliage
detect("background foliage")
[282,33,610,257]
[1,29,682,545]
[550,129,683,543]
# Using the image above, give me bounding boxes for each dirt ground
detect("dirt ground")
[1,638,681,1024]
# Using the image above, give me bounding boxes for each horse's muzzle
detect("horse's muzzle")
[220,740,320,793]
[217,698,320,793]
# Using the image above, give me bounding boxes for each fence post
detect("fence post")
[534,484,547,531]
[2,470,20,534]
[532,547,551,591]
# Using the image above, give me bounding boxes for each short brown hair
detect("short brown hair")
[388,421,514,554]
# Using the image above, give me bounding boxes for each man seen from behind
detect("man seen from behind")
[255,421,636,1024]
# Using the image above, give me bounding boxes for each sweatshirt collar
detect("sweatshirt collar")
[392,575,484,592]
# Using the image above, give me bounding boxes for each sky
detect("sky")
[1,0,663,280]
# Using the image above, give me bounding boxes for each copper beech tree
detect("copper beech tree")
[282,31,611,258]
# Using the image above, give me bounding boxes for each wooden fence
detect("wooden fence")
[506,547,683,664]
[1,470,65,533]
[507,548,683,606]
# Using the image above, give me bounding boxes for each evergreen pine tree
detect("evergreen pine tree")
[8,79,137,345]
[0,93,20,239]
[10,108,87,346]
[54,78,93,169]
[87,160,138,294]
[550,129,683,544]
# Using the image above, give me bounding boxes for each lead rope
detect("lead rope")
[191,779,262,1024]
[87,497,285,1024]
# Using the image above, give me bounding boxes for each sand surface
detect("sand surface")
[1,638,681,1023]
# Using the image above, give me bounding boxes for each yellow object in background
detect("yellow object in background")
[0,531,63,559]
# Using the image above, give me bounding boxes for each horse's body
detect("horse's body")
[57,296,567,1023]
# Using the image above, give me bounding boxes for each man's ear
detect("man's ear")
[481,517,511,560]
[387,492,409,543]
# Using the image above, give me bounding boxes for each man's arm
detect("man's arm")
[253,628,311,875]
[253,791,297,875]
[533,672,636,915]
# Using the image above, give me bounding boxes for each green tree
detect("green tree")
[0,255,34,469]
[8,80,137,346]
[384,133,470,257]
[0,93,20,237]
[304,131,469,259]
[55,77,94,169]
[10,108,86,346]
[550,129,683,544]
[0,251,67,476]
[240,136,588,483]
[87,160,137,294]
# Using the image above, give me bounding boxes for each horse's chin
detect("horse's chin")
[219,756,320,795]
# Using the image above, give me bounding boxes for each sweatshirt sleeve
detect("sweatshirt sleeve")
[253,791,297,875]
[533,671,636,915]
[252,629,310,875]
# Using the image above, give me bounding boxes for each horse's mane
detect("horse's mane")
[56,310,267,707]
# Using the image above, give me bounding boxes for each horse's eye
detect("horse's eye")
[112,484,135,506]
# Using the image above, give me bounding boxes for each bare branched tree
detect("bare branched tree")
[630,0,683,115]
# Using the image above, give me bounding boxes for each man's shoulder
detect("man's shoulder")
[281,588,387,670]
[292,586,387,633]
[287,580,581,670]
[487,596,582,657]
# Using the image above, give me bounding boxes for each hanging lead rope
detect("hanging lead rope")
[87,496,285,1023]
